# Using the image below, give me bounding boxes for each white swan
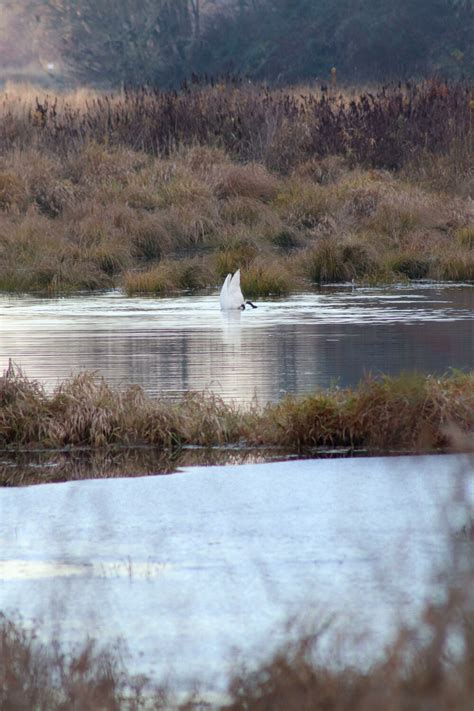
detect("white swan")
[219,270,257,310]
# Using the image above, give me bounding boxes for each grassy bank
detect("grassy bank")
[0,82,473,294]
[1,366,473,463]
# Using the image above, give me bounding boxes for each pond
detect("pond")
[0,283,473,403]
[1,284,473,693]
[1,454,473,691]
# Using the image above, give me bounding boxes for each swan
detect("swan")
[219,270,257,310]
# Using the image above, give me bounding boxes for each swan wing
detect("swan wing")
[227,269,244,308]
[219,273,232,310]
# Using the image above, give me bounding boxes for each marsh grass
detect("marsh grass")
[240,261,291,297]
[224,591,474,710]
[1,366,473,457]
[1,80,470,170]
[0,81,473,294]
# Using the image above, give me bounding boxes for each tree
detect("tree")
[29,0,200,87]
[20,0,474,86]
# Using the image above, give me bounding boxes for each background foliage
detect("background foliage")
[14,0,474,87]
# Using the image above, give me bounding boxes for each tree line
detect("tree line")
[22,0,474,86]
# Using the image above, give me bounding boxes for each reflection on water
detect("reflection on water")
[0,447,309,487]
[0,446,364,487]
[0,284,473,403]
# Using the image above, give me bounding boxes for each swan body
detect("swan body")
[219,270,257,310]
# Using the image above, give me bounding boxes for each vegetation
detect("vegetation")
[0,81,473,295]
[2,80,471,168]
[14,1,474,87]
[1,365,473,465]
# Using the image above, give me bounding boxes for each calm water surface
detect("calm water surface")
[1,455,473,689]
[0,284,473,402]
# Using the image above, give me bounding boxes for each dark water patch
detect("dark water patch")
[0,445,371,487]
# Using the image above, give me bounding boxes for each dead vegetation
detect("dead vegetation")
[0,81,473,294]
[1,365,473,461]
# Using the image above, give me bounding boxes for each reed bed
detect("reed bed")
[1,366,473,458]
[1,80,471,171]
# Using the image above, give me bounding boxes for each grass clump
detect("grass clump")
[254,372,474,452]
[215,164,280,202]
[0,172,27,212]
[435,253,474,282]
[214,243,259,279]
[307,242,348,283]
[240,261,291,297]
[1,365,473,457]
[124,258,213,295]
[299,240,364,284]
[387,252,431,280]
[454,225,474,250]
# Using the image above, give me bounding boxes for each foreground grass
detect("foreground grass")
[1,366,473,464]
[0,81,473,294]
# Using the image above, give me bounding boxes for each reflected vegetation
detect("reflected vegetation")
[0,446,364,487]
[0,447,287,487]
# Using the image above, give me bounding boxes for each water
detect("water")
[0,284,473,403]
[1,285,473,690]
[1,455,473,690]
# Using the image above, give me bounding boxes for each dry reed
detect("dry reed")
[1,366,473,458]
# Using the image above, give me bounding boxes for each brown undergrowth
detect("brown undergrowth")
[0,81,473,294]
[1,365,473,459]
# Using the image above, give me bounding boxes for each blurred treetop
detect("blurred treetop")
[9,0,474,86]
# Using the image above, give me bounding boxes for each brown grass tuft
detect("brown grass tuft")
[1,366,473,456]
[215,164,280,202]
